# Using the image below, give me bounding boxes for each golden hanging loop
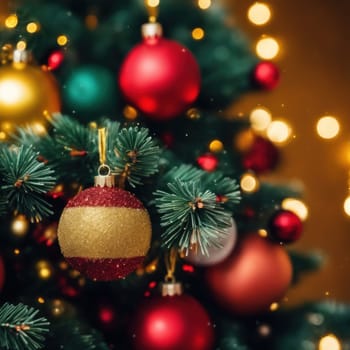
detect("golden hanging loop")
[164,247,178,283]
[98,128,107,166]
[144,0,160,23]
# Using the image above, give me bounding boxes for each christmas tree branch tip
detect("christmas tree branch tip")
[0,303,49,350]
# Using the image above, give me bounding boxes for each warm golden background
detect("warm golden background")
[227,0,350,304]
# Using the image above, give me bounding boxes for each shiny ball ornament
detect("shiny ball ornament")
[185,219,237,266]
[269,209,303,243]
[130,284,214,350]
[205,234,292,315]
[242,135,280,173]
[48,50,65,71]
[57,185,152,281]
[0,50,60,126]
[253,61,280,90]
[119,22,201,120]
[62,65,117,121]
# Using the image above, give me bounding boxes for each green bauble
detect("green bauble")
[62,65,118,121]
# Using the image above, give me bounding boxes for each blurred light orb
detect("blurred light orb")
[319,334,341,350]
[282,198,309,221]
[256,37,280,59]
[198,0,211,10]
[316,116,340,139]
[250,107,272,132]
[241,172,260,193]
[248,2,272,26]
[343,196,350,216]
[267,120,291,144]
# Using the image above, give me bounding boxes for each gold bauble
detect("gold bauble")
[0,62,60,128]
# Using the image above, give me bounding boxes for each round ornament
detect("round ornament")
[253,61,280,90]
[47,50,65,71]
[130,282,214,350]
[269,209,303,243]
[197,153,218,172]
[0,49,60,127]
[119,22,201,120]
[205,233,292,315]
[185,219,237,266]
[62,64,118,121]
[57,176,152,281]
[242,135,279,173]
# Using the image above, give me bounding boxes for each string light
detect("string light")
[258,229,268,237]
[267,120,292,144]
[269,302,279,311]
[16,41,26,51]
[319,334,341,350]
[282,198,309,221]
[5,14,18,29]
[57,35,68,46]
[240,172,260,193]
[11,214,29,237]
[192,27,205,40]
[36,260,53,280]
[209,139,224,153]
[316,116,340,139]
[250,107,272,132]
[256,36,280,59]
[198,0,211,10]
[26,22,40,33]
[248,2,272,26]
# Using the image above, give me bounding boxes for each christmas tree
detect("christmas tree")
[0,1,347,349]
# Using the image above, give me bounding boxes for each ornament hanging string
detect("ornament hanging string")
[164,247,177,283]
[97,127,111,177]
[144,0,159,23]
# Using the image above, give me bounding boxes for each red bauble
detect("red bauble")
[130,293,214,350]
[242,136,279,173]
[205,234,292,315]
[253,61,280,90]
[269,209,303,243]
[48,50,65,71]
[119,23,201,120]
[197,153,218,172]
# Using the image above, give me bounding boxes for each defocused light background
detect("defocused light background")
[228,0,350,304]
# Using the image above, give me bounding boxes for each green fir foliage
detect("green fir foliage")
[0,303,49,350]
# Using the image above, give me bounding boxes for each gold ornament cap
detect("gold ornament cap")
[161,281,183,297]
[94,164,116,188]
[142,22,163,39]
[13,49,31,64]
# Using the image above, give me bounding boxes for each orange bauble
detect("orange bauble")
[205,233,292,315]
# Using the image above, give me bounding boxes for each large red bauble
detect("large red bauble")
[119,29,201,120]
[269,209,303,243]
[205,234,292,315]
[253,61,280,90]
[130,294,214,350]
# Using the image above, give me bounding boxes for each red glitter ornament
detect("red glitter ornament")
[197,153,218,172]
[205,234,292,315]
[48,50,65,71]
[130,282,214,350]
[119,22,201,120]
[253,61,280,90]
[242,136,279,173]
[57,179,152,281]
[269,209,303,243]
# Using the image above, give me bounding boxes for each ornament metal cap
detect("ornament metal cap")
[13,49,31,64]
[94,164,116,188]
[141,22,163,39]
[161,281,183,297]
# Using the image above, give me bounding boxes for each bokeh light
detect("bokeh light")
[343,196,350,216]
[267,120,292,144]
[5,14,18,29]
[57,35,68,46]
[319,334,341,350]
[256,37,280,59]
[248,2,272,26]
[198,0,211,10]
[250,107,272,132]
[26,22,40,33]
[240,172,260,193]
[209,139,224,153]
[192,27,205,40]
[316,116,340,139]
[282,198,309,221]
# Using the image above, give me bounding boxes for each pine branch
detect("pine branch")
[108,126,160,187]
[154,179,233,255]
[0,145,55,222]
[0,303,49,350]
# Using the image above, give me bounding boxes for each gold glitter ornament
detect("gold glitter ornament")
[0,48,60,133]
[57,172,152,281]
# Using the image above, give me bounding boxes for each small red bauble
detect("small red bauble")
[242,136,279,173]
[119,23,201,120]
[205,234,292,315]
[130,288,214,350]
[197,153,218,172]
[253,61,280,90]
[269,209,303,243]
[48,50,65,71]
